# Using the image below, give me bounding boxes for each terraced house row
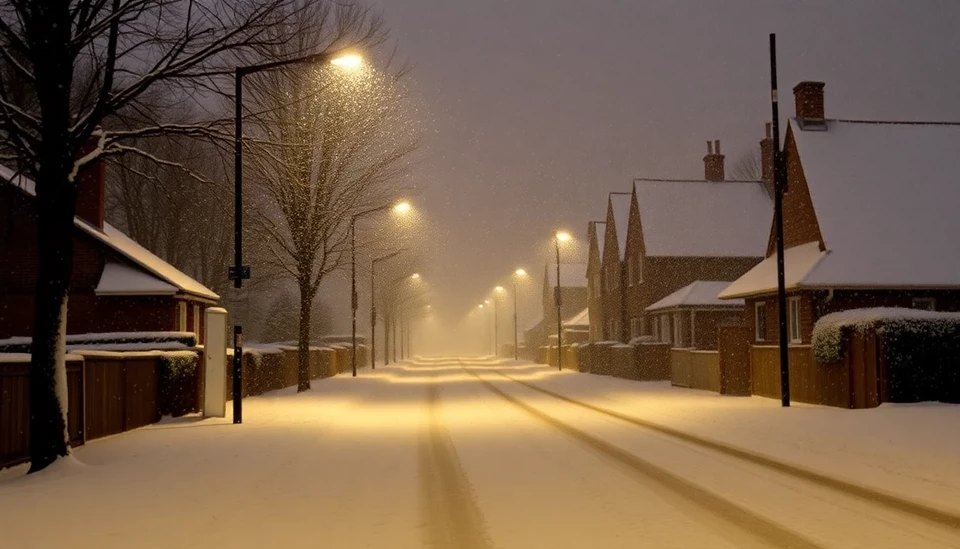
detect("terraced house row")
[538,80,960,408]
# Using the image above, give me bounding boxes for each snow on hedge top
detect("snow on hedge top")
[96,261,178,296]
[2,165,219,301]
[563,308,589,328]
[647,281,744,311]
[811,307,960,364]
[546,263,587,288]
[609,192,632,260]
[634,179,771,258]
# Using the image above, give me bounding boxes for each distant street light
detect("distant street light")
[229,48,362,424]
[512,268,528,360]
[351,200,412,377]
[554,231,572,371]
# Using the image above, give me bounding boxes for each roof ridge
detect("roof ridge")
[633,178,764,184]
[830,118,960,126]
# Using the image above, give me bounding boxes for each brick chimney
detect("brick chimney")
[74,132,105,229]
[794,81,826,121]
[760,122,774,189]
[703,139,724,182]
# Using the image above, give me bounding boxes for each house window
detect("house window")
[627,260,634,286]
[673,313,683,347]
[607,319,616,340]
[652,317,660,341]
[177,302,187,332]
[788,297,802,343]
[660,315,671,344]
[192,305,201,335]
[912,297,936,311]
[606,265,619,290]
[755,302,766,342]
[630,317,641,339]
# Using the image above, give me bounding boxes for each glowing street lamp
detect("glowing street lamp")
[512,268,529,360]
[492,286,506,357]
[229,47,365,424]
[351,200,412,377]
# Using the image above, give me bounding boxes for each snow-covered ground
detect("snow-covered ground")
[1,358,957,548]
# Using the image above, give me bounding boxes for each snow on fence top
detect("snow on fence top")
[811,307,960,364]
[0,331,197,353]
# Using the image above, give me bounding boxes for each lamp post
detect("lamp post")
[493,286,505,357]
[229,49,361,424]
[371,250,403,370]
[384,272,420,363]
[554,231,571,371]
[769,34,790,407]
[350,201,410,377]
[512,268,528,360]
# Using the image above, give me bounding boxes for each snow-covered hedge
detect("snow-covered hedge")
[157,350,199,380]
[812,308,960,365]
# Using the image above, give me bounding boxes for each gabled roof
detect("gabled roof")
[563,307,589,328]
[593,221,607,259]
[787,118,960,288]
[2,165,219,301]
[719,242,828,299]
[96,262,178,296]
[634,179,771,258]
[609,192,632,260]
[546,263,587,288]
[646,281,744,311]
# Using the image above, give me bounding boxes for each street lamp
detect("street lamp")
[351,200,411,377]
[386,272,422,363]
[493,286,505,357]
[554,231,572,371]
[371,250,403,370]
[512,268,528,360]
[229,49,362,424]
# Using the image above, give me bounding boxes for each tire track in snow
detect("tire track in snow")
[419,376,492,549]
[497,370,960,532]
[464,367,823,549]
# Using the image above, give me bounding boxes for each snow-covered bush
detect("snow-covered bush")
[158,351,199,380]
[812,308,960,365]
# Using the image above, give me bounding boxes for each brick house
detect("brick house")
[530,262,588,349]
[720,81,960,344]
[611,141,772,346]
[645,281,744,349]
[0,160,220,340]
[598,192,632,341]
[585,220,606,342]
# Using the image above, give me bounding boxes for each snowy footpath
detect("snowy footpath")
[1,358,958,548]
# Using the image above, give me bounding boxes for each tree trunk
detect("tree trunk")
[297,282,312,392]
[29,168,76,472]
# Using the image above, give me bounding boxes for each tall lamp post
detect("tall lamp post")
[493,286,505,357]
[350,201,410,377]
[371,250,403,370]
[512,268,528,360]
[768,34,790,407]
[554,231,571,371]
[229,49,361,425]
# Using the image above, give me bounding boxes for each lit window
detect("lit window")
[788,297,802,343]
[755,302,766,342]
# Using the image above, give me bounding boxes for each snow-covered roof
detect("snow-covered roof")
[563,307,589,328]
[719,242,827,299]
[788,119,960,288]
[646,281,744,311]
[524,317,543,332]
[593,221,606,259]
[546,263,587,288]
[76,222,219,301]
[724,119,960,296]
[634,179,771,257]
[95,262,178,296]
[609,193,632,259]
[2,165,219,301]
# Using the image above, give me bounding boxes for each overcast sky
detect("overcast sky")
[366,0,960,336]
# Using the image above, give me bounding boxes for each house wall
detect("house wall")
[586,222,606,342]
[766,127,825,255]
[744,289,960,344]
[600,206,626,341]
[0,185,209,340]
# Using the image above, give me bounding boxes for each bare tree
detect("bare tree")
[729,148,763,181]
[0,0,312,472]
[242,2,419,391]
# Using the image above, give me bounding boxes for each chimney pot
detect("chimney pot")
[703,138,725,182]
[793,81,826,121]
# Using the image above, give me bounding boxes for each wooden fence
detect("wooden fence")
[670,349,720,392]
[718,325,752,396]
[751,345,851,407]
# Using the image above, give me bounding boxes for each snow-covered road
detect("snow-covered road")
[1,358,958,548]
